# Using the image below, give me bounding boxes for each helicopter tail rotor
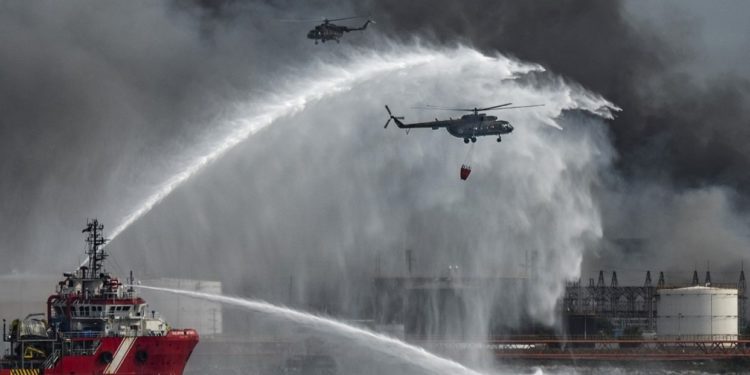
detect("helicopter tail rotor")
[384,105,405,129]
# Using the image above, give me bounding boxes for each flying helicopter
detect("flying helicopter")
[384,103,544,143]
[284,16,373,44]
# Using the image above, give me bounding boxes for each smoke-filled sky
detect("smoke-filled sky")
[2,0,750,326]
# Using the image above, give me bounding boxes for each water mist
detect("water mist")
[113,45,618,369]
[138,284,483,375]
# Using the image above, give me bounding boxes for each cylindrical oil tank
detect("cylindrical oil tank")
[656,286,738,338]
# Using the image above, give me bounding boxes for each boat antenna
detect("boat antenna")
[82,218,108,278]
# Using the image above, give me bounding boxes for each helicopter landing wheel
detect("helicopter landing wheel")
[464,138,470,144]
[471,137,477,143]
[497,137,502,143]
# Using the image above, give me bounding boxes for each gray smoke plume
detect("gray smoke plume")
[0,0,330,272]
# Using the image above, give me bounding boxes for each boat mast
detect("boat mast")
[83,219,108,278]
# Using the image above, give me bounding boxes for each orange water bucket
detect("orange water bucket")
[460,165,471,180]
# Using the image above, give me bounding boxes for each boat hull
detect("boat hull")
[1,330,198,375]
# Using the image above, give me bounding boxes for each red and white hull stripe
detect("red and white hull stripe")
[103,336,136,374]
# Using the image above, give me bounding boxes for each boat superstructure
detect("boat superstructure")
[1,219,198,375]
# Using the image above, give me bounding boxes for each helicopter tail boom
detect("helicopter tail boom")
[346,19,373,32]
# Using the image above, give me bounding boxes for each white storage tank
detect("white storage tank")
[656,286,738,338]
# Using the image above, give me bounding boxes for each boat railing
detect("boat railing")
[59,331,105,339]
[41,349,60,368]
[59,330,150,339]
[61,339,102,357]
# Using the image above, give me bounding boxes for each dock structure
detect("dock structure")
[373,268,750,361]
[415,335,750,361]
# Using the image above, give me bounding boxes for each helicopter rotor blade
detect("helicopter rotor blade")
[384,105,392,128]
[412,103,513,111]
[278,18,323,23]
[384,105,405,128]
[488,104,545,110]
[411,106,475,112]
[411,103,544,112]
[326,15,369,22]
[477,103,513,111]
[278,15,366,23]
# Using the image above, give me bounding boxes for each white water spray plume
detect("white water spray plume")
[105,49,440,244]
[106,46,618,247]
[137,284,483,375]
[108,45,619,330]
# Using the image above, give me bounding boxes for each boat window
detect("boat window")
[123,306,131,311]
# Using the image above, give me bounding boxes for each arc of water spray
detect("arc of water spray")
[82,46,618,270]
[108,52,437,242]
[78,51,438,267]
[137,284,483,375]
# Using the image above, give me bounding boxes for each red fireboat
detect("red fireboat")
[1,219,198,375]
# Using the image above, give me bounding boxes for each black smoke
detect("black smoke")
[345,0,750,276]
[358,0,750,190]
[0,1,345,272]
